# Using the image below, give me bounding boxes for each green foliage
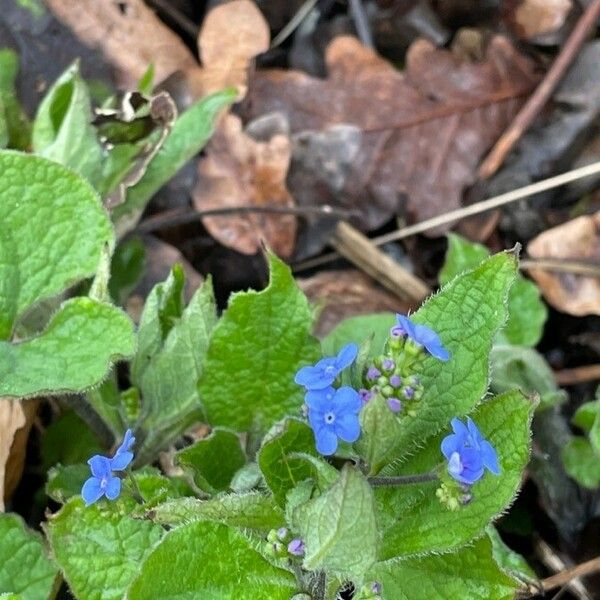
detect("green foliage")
[562,391,600,488]
[322,313,394,358]
[108,238,146,305]
[490,345,566,410]
[132,270,217,463]
[0,50,31,150]
[46,464,90,504]
[176,429,246,494]
[375,390,533,560]
[258,418,318,506]
[149,493,285,532]
[199,253,321,438]
[0,513,58,600]
[113,89,237,235]
[368,536,518,600]
[365,252,517,473]
[291,465,377,581]
[127,521,297,599]
[487,526,539,588]
[45,498,163,600]
[0,298,134,397]
[440,233,547,346]
[32,62,103,189]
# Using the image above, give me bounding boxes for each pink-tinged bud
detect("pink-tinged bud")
[389,375,401,388]
[387,398,402,413]
[288,539,305,556]
[366,366,381,381]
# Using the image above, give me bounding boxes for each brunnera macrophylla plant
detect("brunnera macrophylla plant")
[2,240,536,600]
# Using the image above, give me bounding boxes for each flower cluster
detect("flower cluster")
[361,314,449,416]
[81,430,135,506]
[295,343,362,455]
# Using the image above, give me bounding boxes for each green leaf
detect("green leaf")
[0,151,113,338]
[562,438,600,488]
[258,418,318,506]
[571,395,600,451]
[322,313,394,357]
[0,49,31,150]
[109,237,146,304]
[199,253,320,437]
[490,345,566,410]
[32,62,104,189]
[368,536,518,600]
[176,428,246,494]
[375,390,533,560]
[487,526,539,588]
[41,410,104,470]
[127,520,297,599]
[113,89,236,235]
[46,464,90,503]
[85,372,125,437]
[292,465,377,580]
[131,466,193,509]
[0,513,59,600]
[134,276,217,463]
[438,234,489,286]
[149,492,285,532]
[0,297,135,398]
[138,64,155,96]
[440,234,546,347]
[45,497,163,600]
[370,252,518,473]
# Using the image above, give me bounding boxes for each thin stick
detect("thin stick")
[293,161,600,273]
[478,0,600,180]
[146,0,198,39]
[349,0,374,48]
[540,557,600,594]
[521,258,600,278]
[368,471,438,487]
[136,204,360,234]
[270,0,320,48]
[554,364,600,386]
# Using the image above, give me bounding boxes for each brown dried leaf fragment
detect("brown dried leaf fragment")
[0,399,32,511]
[504,0,573,40]
[299,270,410,338]
[193,0,270,100]
[244,35,540,239]
[193,114,296,257]
[44,0,198,87]
[528,212,600,316]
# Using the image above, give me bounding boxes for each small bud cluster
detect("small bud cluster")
[266,528,305,558]
[435,479,473,512]
[355,582,383,600]
[361,325,426,417]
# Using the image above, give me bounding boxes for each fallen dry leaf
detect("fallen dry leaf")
[527,212,600,316]
[244,35,539,253]
[193,0,270,100]
[0,399,30,511]
[44,0,198,87]
[504,0,573,40]
[299,269,411,337]
[193,114,296,257]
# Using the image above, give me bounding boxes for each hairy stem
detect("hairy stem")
[368,470,439,487]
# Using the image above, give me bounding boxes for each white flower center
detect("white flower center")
[324,412,336,425]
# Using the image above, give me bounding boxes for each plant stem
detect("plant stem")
[368,470,439,487]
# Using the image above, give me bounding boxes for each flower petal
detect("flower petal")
[332,386,362,415]
[466,418,484,446]
[480,440,500,474]
[334,413,361,443]
[450,418,469,440]
[294,365,334,390]
[313,425,338,456]
[87,455,112,479]
[116,429,135,455]
[81,477,104,506]
[412,323,450,361]
[335,343,358,371]
[440,433,461,460]
[305,388,336,411]
[396,314,416,339]
[307,408,325,430]
[104,475,122,500]
[110,451,133,471]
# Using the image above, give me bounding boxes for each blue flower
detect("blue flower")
[396,314,450,361]
[441,418,499,485]
[295,343,358,390]
[306,386,362,455]
[81,429,135,506]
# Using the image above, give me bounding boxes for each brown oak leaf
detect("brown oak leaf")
[244,35,540,244]
[193,114,296,257]
[527,212,600,316]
